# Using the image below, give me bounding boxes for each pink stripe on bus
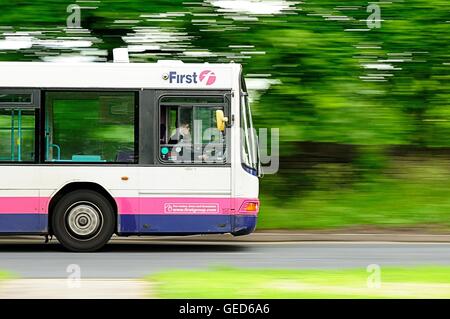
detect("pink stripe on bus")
[116,197,259,215]
[0,196,259,216]
[0,197,46,214]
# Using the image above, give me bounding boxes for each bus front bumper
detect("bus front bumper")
[231,215,257,236]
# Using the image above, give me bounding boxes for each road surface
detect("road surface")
[1,237,450,278]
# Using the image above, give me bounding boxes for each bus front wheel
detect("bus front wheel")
[52,190,115,252]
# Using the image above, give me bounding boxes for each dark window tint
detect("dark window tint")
[160,96,225,105]
[0,93,32,104]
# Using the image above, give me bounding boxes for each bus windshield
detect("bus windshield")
[241,79,260,176]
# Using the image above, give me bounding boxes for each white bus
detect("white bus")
[0,61,260,252]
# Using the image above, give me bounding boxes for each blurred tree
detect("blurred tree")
[1,0,449,210]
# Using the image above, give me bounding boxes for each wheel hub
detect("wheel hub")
[66,204,102,237]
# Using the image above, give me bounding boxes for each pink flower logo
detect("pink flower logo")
[199,70,216,86]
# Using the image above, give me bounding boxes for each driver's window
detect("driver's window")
[159,96,227,164]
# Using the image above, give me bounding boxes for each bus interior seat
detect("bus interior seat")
[116,150,135,163]
[71,155,104,162]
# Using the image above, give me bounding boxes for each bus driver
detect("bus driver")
[169,122,192,145]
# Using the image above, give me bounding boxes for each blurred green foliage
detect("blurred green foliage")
[1,0,449,229]
[150,266,450,298]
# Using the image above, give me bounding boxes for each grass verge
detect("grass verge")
[0,270,12,281]
[148,266,450,298]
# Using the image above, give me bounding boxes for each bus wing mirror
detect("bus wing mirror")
[216,110,228,132]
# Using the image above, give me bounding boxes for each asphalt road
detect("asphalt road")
[0,238,450,278]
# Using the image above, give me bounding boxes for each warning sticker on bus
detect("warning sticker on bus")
[164,203,220,214]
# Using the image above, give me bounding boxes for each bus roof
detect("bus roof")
[0,61,241,89]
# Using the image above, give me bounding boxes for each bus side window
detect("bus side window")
[0,109,36,163]
[159,96,227,164]
[44,91,137,163]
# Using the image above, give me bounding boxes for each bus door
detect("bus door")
[0,91,42,233]
[137,91,232,233]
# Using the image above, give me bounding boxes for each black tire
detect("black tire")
[52,190,115,252]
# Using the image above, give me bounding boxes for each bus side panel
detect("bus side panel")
[0,196,44,233]
[116,196,140,234]
[117,196,233,234]
[121,215,233,234]
[0,167,45,234]
[116,196,258,235]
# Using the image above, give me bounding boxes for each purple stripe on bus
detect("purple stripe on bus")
[118,214,257,235]
[0,214,47,233]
